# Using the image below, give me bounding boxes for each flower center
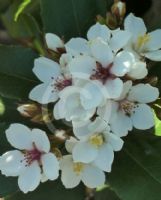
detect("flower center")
[52,76,72,91]
[136,34,150,49]
[90,62,113,84]
[73,162,84,175]
[119,99,136,116]
[89,133,104,148]
[22,143,43,166]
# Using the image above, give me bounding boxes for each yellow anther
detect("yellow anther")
[89,134,104,148]
[73,162,84,175]
[137,34,150,49]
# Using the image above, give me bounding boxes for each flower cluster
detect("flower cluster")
[0,13,160,193]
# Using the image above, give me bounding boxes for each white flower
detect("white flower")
[124,13,161,61]
[60,154,105,189]
[100,81,159,137]
[29,57,72,104]
[45,33,64,52]
[53,82,103,121]
[0,124,59,193]
[69,40,135,99]
[70,118,124,172]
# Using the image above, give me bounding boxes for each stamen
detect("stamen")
[52,76,72,92]
[73,162,84,175]
[89,133,104,148]
[119,100,137,116]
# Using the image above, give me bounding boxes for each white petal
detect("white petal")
[73,142,98,163]
[104,78,123,99]
[144,50,161,61]
[80,81,104,109]
[41,153,59,180]
[65,137,78,153]
[111,51,134,76]
[53,100,65,120]
[97,101,113,124]
[31,129,50,153]
[110,30,131,52]
[90,38,113,67]
[69,55,96,79]
[87,22,111,41]
[73,120,92,138]
[106,132,124,151]
[110,103,132,137]
[0,150,25,176]
[145,30,161,51]
[127,61,148,79]
[82,165,105,188]
[33,57,61,83]
[93,144,114,172]
[124,13,147,39]
[128,84,159,103]
[6,124,33,150]
[45,33,64,51]
[116,81,132,100]
[131,104,154,129]
[60,155,81,188]
[29,83,58,104]
[18,162,41,193]
[65,38,90,55]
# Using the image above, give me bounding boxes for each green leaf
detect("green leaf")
[95,186,120,200]
[0,45,38,99]
[1,0,41,39]
[14,0,31,21]
[40,0,108,41]
[109,133,161,200]
[5,180,85,200]
[154,113,161,136]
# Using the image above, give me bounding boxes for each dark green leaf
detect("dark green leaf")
[40,0,108,41]
[109,133,161,200]
[0,45,38,99]
[5,180,85,200]
[95,186,121,200]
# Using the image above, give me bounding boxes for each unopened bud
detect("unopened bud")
[96,15,106,24]
[106,12,118,29]
[111,0,126,19]
[17,103,39,118]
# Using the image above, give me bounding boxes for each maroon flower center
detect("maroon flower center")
[51,76,72,92]
[90,62,114,84]
[22,143,43,166]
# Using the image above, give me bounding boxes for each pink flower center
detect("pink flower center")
[22,143,43,166]
[90,62,114,84]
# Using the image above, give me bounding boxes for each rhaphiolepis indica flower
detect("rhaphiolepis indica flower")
[0,124,59,193]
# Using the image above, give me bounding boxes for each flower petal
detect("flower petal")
[124,13,147,40]
[127,61,148,79]
[29,83,58,104]
[45,33,64,51]
[104,78,123,99]
[0,150,25,176]
[60,155,81,188]
[69,55,96,79]
[73,142,98,163]
[31,129,50,153]
[6,124,33,150]
[93,144,114,172]
[82,165,105,188]
[144,50,161,61]
[110,30,131,52]
[105,132,124,151]
[65,137,78,153]
[128,84,159,103]
[90,38,113,67]
[33,57,61,83]
[18,161,41,193]
[111,51,134,76]
[131,104,154,130]
[87,22,111,41]
[65,38,90,55]
[116,81,132,101]
[110,103,132,137]
[145,30,161,51]
[41,153,59,180]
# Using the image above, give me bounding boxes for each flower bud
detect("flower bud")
[111,0,126,19]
